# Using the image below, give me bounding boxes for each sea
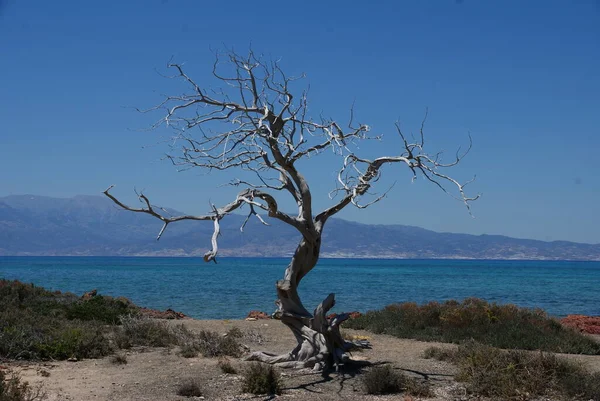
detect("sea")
[1,257,599,319]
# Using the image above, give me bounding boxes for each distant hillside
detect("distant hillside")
[0,194,599,260]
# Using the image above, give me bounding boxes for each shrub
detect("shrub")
[422,346,457,362]
[0,317,111,360]
[241,363,282,395]
[242,329,265,345]
[0,370,46,401]
[110,354,127,365]
[196,330,242,358]
[218,358,237,374]
[65,296,132,324]
[0,280,134,361]
[226,327,243,338]
[362,365,431,396]
[346,298,600,354]
[0,280,136,325]
[428,341,600,400]
[114,316,189,349]
[176,379,202,397]
[178,344,198,358]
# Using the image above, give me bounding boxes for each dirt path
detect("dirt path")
[7,320,600,401]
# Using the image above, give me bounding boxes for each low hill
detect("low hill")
[1,194,599,260]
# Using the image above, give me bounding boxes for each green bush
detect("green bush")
[346,298,600,354]
[0,280,136,325]
[241,363,282,395]
[0,279,136,361]
[427,341,600,400]
[362,365,431,396]
[114,316,187,349]
[0,315,111,360]
[65,296,131,324]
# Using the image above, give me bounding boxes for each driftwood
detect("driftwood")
[104,49,477,371]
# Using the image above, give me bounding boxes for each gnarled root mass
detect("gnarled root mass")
[245,293,371,371]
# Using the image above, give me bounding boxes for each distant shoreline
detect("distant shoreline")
[2,255,600,262]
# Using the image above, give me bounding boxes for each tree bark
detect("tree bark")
[246,234,369,371]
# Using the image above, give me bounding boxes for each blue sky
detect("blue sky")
[0,0,599,243]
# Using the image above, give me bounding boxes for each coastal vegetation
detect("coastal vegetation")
[241,363,282,396]
[424,341,600,400]
[174,328,244,359]
[348,299,600,399]
[346,298,600,354]
[2,279,599,400]
[0,370,46,401]
[361,364,432,396]
[218,358,238,374]
[0,279,128,360]
[0,279,243,361]
[176,379,203,397]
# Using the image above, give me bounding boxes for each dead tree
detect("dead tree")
[104,50,478,371]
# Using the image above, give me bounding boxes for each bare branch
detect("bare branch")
[316,120,479,225]
[203,217,220,263]
[119,48,478,264]
[103,185,306,260]
[240,203,269,232]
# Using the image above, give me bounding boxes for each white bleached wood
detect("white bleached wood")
[104,49,478,371]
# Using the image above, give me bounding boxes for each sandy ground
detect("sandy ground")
[6,320,600,401]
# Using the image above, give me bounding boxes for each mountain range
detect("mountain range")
[0,194,598,260]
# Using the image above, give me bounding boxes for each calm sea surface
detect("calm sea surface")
[1,257,598,319]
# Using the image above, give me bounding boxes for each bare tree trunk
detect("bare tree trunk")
[246,235,368,371]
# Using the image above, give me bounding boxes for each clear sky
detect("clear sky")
[0,0,599,244]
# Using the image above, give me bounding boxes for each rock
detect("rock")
[138,307,188,319]
[67,357,78,362]
[560,314,600,334]
[81,289,97,300]
[327,311,362,320]
[246,310,270,320]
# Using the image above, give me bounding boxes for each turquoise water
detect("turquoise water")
[1,257,599,319]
